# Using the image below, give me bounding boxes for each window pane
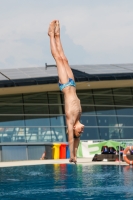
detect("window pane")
[99,127,110,140]
[117,116,133,126]
[0,116,24,126]
[60,94,64,104]
[113,88,132,95]
[26,127,39,143]
[131,87,133,94]
[51,127,66,142]
[12,127,26,142]
[97,116,118,127]
[120,128,133,139]
[117,97,133,106]
[114,96,133,106]
[77,90,93,95]
[115,107,133,115]
[80,127,100,140]
[93,89,114,105]
[109,127,120,139]
[0,94,22,103]
[94,95,114,105]
[95,106,116,115]
[0,127,26,143]
[0,105,23,114]
[113,88,133,106]
[80,116,97,126]
[26,127,66,142]
[23,92,48,103]
[50,115,65,126]
[82,106,96,115]
[93,89,112,95]
[48,93,61,104]
[24,105,49,114]
[25,116,50,126]
[99,127,120,140]
[78,92,94,105]
[49,105,62,114]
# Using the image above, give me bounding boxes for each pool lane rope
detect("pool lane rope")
[123,146,133,165]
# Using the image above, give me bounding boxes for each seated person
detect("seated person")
[108,147,116,154]
[130,149,133,155]
[101,146,109,154]
[40,151,46,160]
[116,146,124,155]
[0,127,4,132]
[120,147,124,155]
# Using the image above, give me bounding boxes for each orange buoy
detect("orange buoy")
[123,146,133,165]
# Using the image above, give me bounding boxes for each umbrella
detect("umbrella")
[88,140,124,155]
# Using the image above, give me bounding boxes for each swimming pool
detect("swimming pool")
[0,164,133,199]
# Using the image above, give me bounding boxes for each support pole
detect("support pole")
[119,143,120,165]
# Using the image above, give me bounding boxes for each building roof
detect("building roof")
[0,63,133,88]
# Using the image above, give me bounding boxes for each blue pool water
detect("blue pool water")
[0,164,133,200]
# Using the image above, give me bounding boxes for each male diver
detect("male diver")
[48,20,84,164]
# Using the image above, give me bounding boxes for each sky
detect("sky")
[0,0,133,69]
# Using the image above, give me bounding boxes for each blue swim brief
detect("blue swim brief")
[59,78,76,91]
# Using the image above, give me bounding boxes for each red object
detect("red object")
[60,144,67,159]
[123,146,133,165]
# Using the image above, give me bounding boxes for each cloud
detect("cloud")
[0,61,5,68]
[60,26,89,65]
[5,56,15,66]
[0,0,133,68]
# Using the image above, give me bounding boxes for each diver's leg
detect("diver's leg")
[55,20,75,80]
[67,124,75,161]
[74,137,80,162]
[48,20,68,84]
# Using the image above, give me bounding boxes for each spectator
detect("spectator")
[108,147,116,154]
[0,127,4,132]
[130,149,133,155]
[101,146,109,154]
[40,151,46,160]
[116,146,124,155]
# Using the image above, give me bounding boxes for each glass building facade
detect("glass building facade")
[0,87,133,144]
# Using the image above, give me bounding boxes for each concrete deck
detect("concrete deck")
[0,158,128,168]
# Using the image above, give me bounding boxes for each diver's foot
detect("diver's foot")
[69,158,77,164]
[48,20,56,37]
[55,20,60,36]
[74,157,77,164]
[74,157,77,162]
